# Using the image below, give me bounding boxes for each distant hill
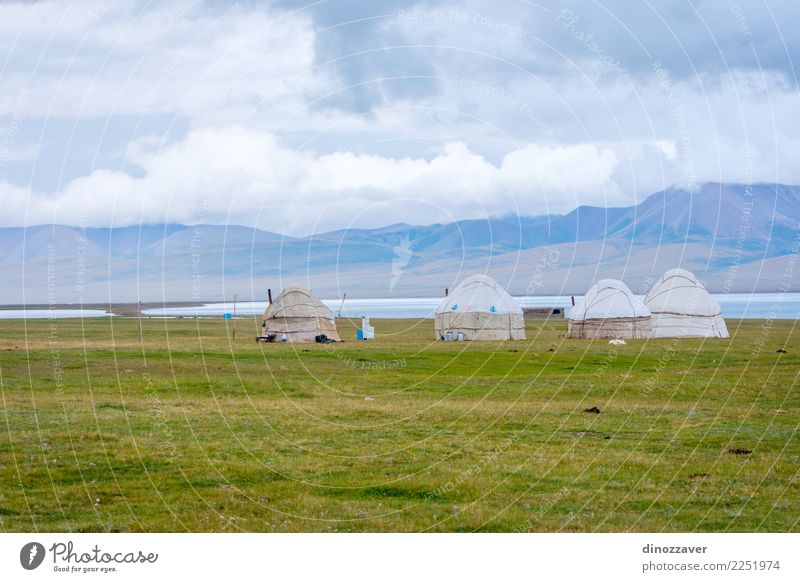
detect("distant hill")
[1,182,798,304]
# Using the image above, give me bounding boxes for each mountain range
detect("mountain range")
[1,182,798,304]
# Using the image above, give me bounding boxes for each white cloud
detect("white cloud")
[0,1,325,120]
[1,127,622,233]
[0,0,798,232]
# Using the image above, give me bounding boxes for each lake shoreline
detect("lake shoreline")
[2,292,799,320]
[0,301,208,316]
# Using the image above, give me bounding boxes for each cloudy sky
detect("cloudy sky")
[0,0,798,235]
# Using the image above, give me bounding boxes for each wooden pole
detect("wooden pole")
[337,293,347,318]
[445,288,448,297]
[232,293,238,340]
[268,288,273,304]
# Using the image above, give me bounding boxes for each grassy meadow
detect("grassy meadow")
[0,315,798,532]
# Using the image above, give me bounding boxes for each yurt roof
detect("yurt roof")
[644,268,721,317]
[263,286,334,320]
[568,279,650,320]
[435,274,522,315]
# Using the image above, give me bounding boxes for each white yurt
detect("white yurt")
[434,274,526,340]
[644,268,729,338]
[567,279,651,339]
[261,286,340,343]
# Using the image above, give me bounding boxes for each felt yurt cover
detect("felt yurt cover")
[644,268,729,338]
[567,279,651,339]
[435,274,526,340]
[261,286,340,342]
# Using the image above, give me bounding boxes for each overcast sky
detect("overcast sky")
[0,0,798,235]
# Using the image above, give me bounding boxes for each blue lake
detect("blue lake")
[141,293,800,320]
[1,293,798,320]
[0,309,114,319]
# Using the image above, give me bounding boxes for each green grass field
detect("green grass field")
[1,316,798,532]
